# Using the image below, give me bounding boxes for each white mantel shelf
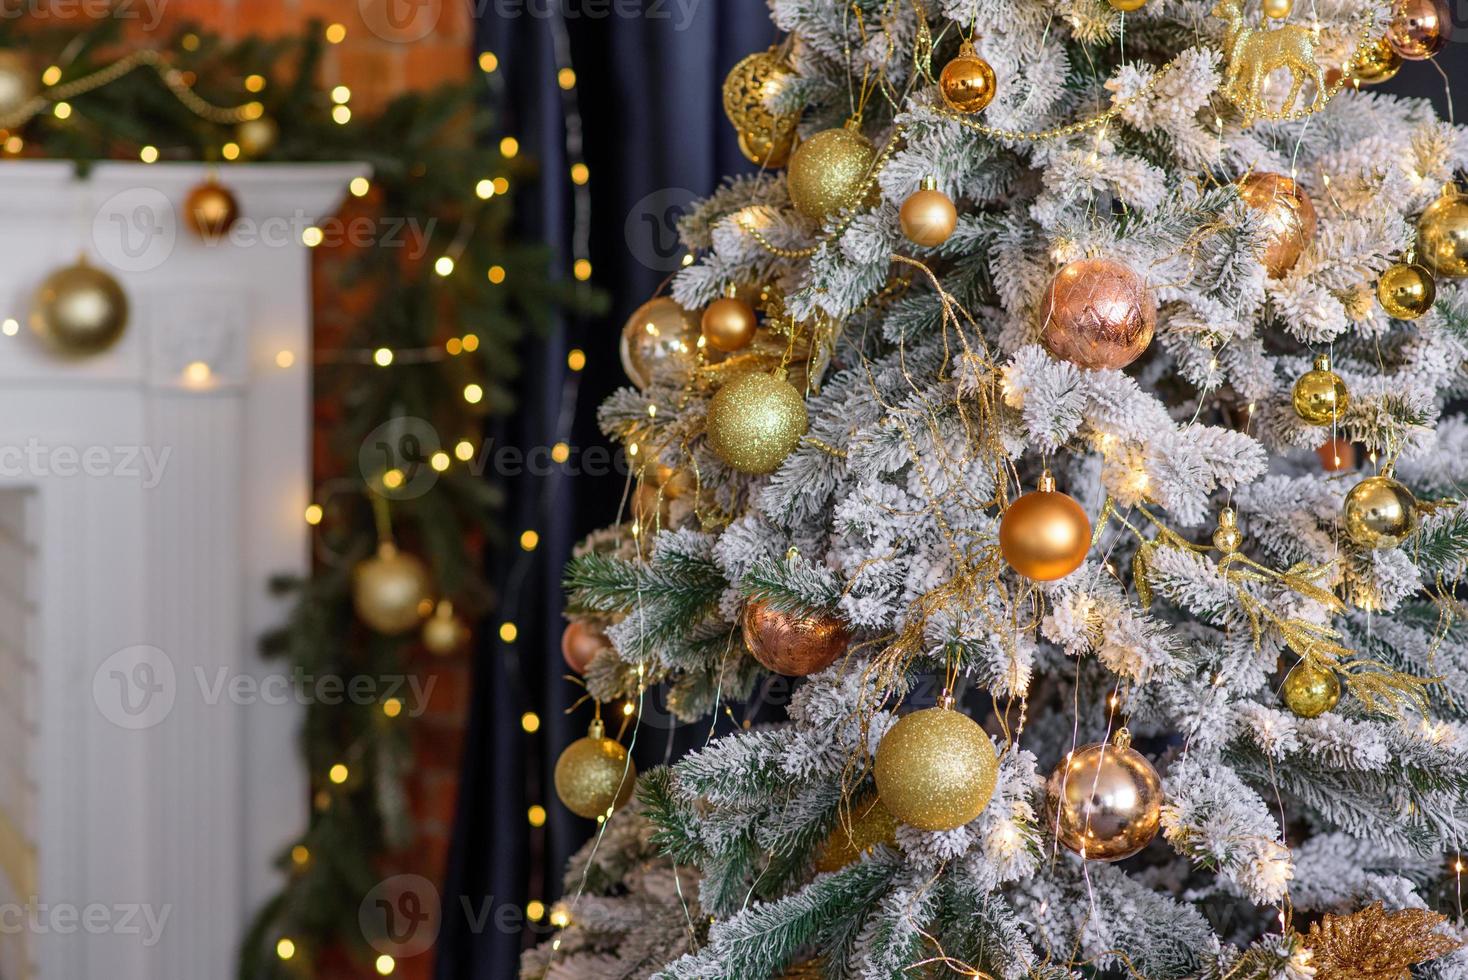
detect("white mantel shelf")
[0,160,366,980]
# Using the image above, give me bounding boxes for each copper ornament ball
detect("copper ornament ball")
[1000,480,1092,581]
[786,123,878,224]
[1388,0,1450,60]
[701,295,759,352]
[184,181,240,241]
[899,181,958,248]
[554,719,636,819]
[1318,437,1356,472]
[938,42,997,114]
[1281,661,1341,718]
[1418,187,1468,279]
[619,297,701,389]
[1352,35,1403,84]
[1377,262,1436,319]
[1291,354,1349,426]
[741,599,851,676]
[31,260,130,357]
[1237,172,1317,278]
[352,543,432,635]
[1039,258,1156,371]
[562,620,609,674]
[874,706,998,832]
[1046,734,1162,861]
[1343,474,1418,549]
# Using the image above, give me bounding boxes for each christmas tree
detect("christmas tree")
[527,0,1468,975]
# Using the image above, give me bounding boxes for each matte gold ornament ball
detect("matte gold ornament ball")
[30,260,129,357]
[1000,473,1092,580]
[701,292,759,352]
[899,177,958,248]
[620,297,701,389]
[813,795,898,872]
[1040,258,1156,370]
[184,180,240,241]
[1281,661,1341,718]
[1352,34,1403,84]
[1388,0,1450,60]
[786,121,877,224]
[1292,354,1349,426]
[421,600,468,655]
[1377,262,1436,319]
[1343,474,1418,549]
[874,705,998,832]
[938,41,997,113]
[1237,172,1317,278]
[1046,730,1162,861]
[705,370,809,474]
[742,598,851,676]
[562,620,608,674]
[1418,185,1468,278]
[1261,0,1293,18]
[554,718,636,819]
[352,543,432,635]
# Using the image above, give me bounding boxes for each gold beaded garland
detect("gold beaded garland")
[705,370,809,474]
[1418,185,1468,279]
[874,702,998,832]
[899,176,958,248]
[1046,729,1163,861]
[1292,354,1349,426]
[1281,661,1341,718]
[1343,473,1418,549]
[786,121,878,224]
[999,471,1092,581]
[1377,262,1436,319]
[938,40,997,113]
[352,543,432,635]
[619,297,701,389]
[554,718,636,819]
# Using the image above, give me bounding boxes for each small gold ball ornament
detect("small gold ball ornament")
[1040,258,1156,370]
[814,795,898,872]
[724,48,800,169]
[352,543,432,635]
[1343,473,1418,549]
[620,297,701,389]
[705,370,809,474]
[562,620,609,675]
[1292,353,1349,426]
[742,599,851,676]
[554,717,636,819]
[1388,0,1450,60]
[30,259,129,357]
[1352,35,1403,84]
[235,116,279,158]
[184,180,240,241]
[0,51,36,116]
[1000,471,1092,581]
[786,120,878,224]
[421,600,468,655]
[874,701,998,832]
[1377,262,1436,319]
[1237,172,1317,278]
[1261,0,1293,18]
[1418,185,1468,279]
[899,176,958,248]
[1212,507,1243,553]
[1047,728,1162,861]
[938,40,997,113]
[1281,661,1341,718]
[701,286,759,352]
[1108,0,1146,11]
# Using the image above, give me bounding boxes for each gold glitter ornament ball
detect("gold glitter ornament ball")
[742,599,851,676]
[353,543,432,635]
[1377,262,1436,319]
[1352,34,1403,84]
[1418,186,1468,279]
[184,180,240,241]
[1039,258,1156,370]
[1046,731,1162,861]
[899,177,958,248]
[31,260,129,357]
[1000,473,1092,581]
[1343,474,1418,549]
[620,297,701,389]
[874,705,998,832]
[1281,661,1341,718]
[786,122,877,224]
[813,794,898,872]
[1237,172,1317,277]
[1388,0,1450,60]
[1292,354,1349,426]
[938,40,997,113]
[554,718,636,819]
[705,371,809,475]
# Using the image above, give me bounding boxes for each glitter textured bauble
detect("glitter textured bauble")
[814,795,898,873]
[1352,35,1403,84]
[30,260,129,357]
[724,48,799,168]
[1046,731,1162,861]
[352,543,432,635]
[1292,354,1349,426]
[1039,258,1156,370]
[554,719,636,820]
[1237,172,1317,277]
[1418,186,1468,278]
[705,371,809,474]
[786,122,877,224]
[1261,0,1293,18]
[938,41,997,113]
[741,599,851,676]
[899,179,958,247]
[1377,262,1436,319]
[421,600,468,656]
[0,51,36,116]
[235,116,278,158]
[1000,475,1092,581]
[1318,437,1355,472]
[562,620,608,675]
[874,706,998,832]
[1305,903,1464,979]
[1213,507,1243,553]
[1281,661,1341,718]
[701,294,758,352]
[1388,0,1449,60]
[619,297,701,389]
[184,180,240,241]
[1343,474,1418,549]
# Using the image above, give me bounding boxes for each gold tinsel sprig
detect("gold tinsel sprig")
[1304,902,1463,979]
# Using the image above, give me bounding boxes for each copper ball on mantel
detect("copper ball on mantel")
[1237,172,1317,278]
[1039,258,1156,371]
[1388,0,1450,60]
[562,620,609,674]
[741,599,851,676]
[184,180,240,241]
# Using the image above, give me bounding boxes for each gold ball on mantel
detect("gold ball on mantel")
[1281,661,1341,718]
[30,260,129,357]
[1292,354,1349,426]
[1377,262,1436,319]
[786,122,878,225]
[1046,730,1162,861]
[554,718,636,819]
[352,543,432,635]
[1343,474,1418,550]
[874,705,998,832]
[1418,186,1468,279]
[704,371,809,474]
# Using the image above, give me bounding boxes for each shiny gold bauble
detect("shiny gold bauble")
[1281,661,1342,718]
[620,297,701,389]
[938,41,997,113]
[874,705,998,832]
[235,116,279,158]
[0,51,36,116]
[1000,475,1092,581]
[562,620,609,675]
[1377,262,1436,319]
[1292,354,1349,426]
[786,122,878,224]
[1212,507,1243,553]
[352,543,432,635]
[899,179,958,248]
[1418,187,1468,279]
[1237,172,1317,277]
[701,294,759,352]
[1318,437,1356,472]
[738,127,797,168]
[1388,0,1449,60]
[1108,0,1146,10]
[814,795,898,872]
[1047,732,1162,861]
[724,49,800,169]
[1352,35,1403,84]
[1261,0,1293,18]
[184,180,240,241]
[554,719,636,819]
[1343,474,1418,549]
[421,600,468,655]
[1040,258,1156,370]
[705,371,808,474]
[30,260,129,357]
[742,599,850,676]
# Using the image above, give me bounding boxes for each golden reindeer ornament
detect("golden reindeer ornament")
[1214,0,1326,120]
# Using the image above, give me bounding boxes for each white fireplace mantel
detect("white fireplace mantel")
[0,161,365,980]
